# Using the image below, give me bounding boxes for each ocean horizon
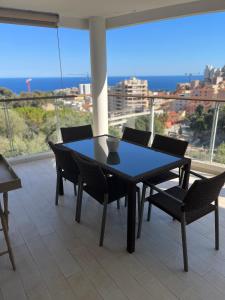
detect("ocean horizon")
[0,75,203,94]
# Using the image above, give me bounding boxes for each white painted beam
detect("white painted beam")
[0,7,59,27]
[106,0,225,29]
[59,16,88,29]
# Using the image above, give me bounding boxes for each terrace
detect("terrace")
[0,0,225,299]
[0,157,225,300]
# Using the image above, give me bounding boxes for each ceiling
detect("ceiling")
[0,0,198,19]
[0,0,225,29]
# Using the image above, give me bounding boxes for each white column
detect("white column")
[89,16,108,135]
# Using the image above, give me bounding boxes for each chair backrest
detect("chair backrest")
[72,154,108,194]
[122,127,151,147]
[61,125,93,143]
[184,171,225,212]
[152,134,188,156]
[49,141,79,175]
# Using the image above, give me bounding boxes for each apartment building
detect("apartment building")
[79,83,91,95]
[109,77,148,112]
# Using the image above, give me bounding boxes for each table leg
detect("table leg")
[127,182,136,253]
[0,203,16,270]
[182,160,191,190]
[3,192,9,230]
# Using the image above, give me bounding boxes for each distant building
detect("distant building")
[190,84,218,98]
[204,65,225,84]
[172,64,225,114]
[54,87,79,95]
[190,80,201,89]
[170,99,187,112]
[218,82,225,99]
[176,82,190,90]
[109,77,148,112]
[218,89,225,99]
[79,83,91,95]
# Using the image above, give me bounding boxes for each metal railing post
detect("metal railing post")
[149,98,155,144]
[54,98,61,143]
[3,101,14,153]
[209,102,220,162]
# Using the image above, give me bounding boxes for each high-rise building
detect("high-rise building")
[204,65,225,84]
[109,77,148,112]
[79,83,91,95]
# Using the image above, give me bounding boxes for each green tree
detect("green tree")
[188,104,225,147]
[109,126,120,137]
[195,104,204,116]
[135,114,167,134]
[215,142,225,164]
[154,115,167,134]
[0,108,28,138]
[135,116,149,131]
[0,87,15,98]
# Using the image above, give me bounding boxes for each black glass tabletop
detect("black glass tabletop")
[63,135,186,182]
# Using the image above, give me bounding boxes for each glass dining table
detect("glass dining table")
[63,135,191,253]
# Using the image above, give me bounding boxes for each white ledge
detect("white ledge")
[9,151,54,165]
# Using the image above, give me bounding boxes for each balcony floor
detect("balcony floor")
[0,158,225,300]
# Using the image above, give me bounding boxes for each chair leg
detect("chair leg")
[75,178,83,223]
[215,199,219,250]
[55,173,60,206]
[3,192,9,230]
[125,195,128,207]
[147,188,153,222]
[181,213,188,272]
[0,208,16,271]
[137,188,141,220]
[179,167,182,186]
[74,184,77,197]
[99,195,108,247]
[117,199,121,209]
[137,184,147,239]
[58,172,64,196]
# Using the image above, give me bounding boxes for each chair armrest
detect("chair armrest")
[187,170,207,180]
[148,183,184,205]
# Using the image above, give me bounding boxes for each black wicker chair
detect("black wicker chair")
[73,153,129,246]
[49,141,79,205]
[142,134,188,221]
[122,127,151,147]
[61,124,93,143]
[121,127,151,209]
[137,170,225,272]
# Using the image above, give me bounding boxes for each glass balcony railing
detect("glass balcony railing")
[109,94,225,167]
[0,93,224,167]
[0,95,93,157]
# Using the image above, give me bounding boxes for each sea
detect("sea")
[0,75,203,94]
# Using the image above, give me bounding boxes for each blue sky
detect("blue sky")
[0,11,225,77]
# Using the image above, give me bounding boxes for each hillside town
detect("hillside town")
[52,65,225,135]
[54,64,225,116]
[0,65,224,162]
[51,65,225,162]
